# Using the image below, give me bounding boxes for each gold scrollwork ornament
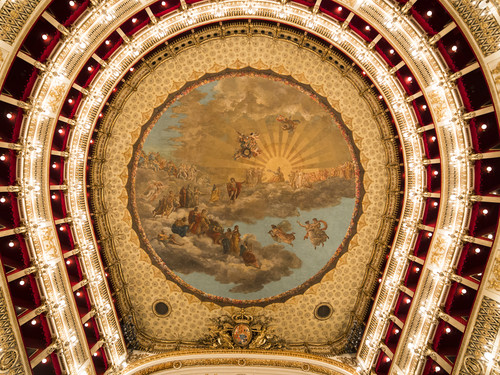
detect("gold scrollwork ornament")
[0,349,18,371]
[463,356,483,375]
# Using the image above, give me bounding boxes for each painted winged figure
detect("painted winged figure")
[276,115,300,133]
[233,131,262,160]
[268,220,295,246]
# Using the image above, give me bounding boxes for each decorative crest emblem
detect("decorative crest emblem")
[199,309,286,350]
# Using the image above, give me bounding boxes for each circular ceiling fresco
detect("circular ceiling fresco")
[129,71,363,303]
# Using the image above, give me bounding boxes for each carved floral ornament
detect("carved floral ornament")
[4,0,489,373]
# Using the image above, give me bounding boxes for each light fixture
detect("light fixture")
[161,0,166,5]
[378,95,383,99]
[31,319,37,325]
[415,267,420,272]
[486,166,492,172]
[8,241,14,248]
[132,18,137,23]
[19,280,25,286]
[58,129,64,134]
[59,226,65,232]
[427,10,433,16]
[445,327,451,333]
[69,0,75,6]
[461,288,467,295]
[475,248,481,254]
[6,113,12,119]
[427,232,433,237]
[365,25,370,31]
[385,357,390,362]
[87,66,93,72]
[481,123,488,130]
[405,298,411,304]
[435,366,441,372]
[407,77,412,82]
[433,201,438,207]
[76,291,81,297]
[394,329,399,334]
[337,6,342,11]
[105,40,111,45]
[52,163,57,169]
[0,197,5,203]
[42,358,48,364]
[42,34,48,41]
[0,155,5,161]
[431,136,436,141]
[483,209,489,215]
[389,49,394,55]
[66,260,71,265]
[451,45,458,52]
[433,170,439,176]
[68,98,73,104]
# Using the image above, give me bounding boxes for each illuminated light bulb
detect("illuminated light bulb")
[0,197,5,203]
[362,71,366,75]
[451,45,458,52]
[0,155,5,161]
[66,260,71,265]
[31,319,37,325]
[435,366,441,372]
[105,40,111,45]
[378,95,383,100]
[481,123,488,130]
[433,170,439,176]
[93,353,98,357]
[488,234,494,239]
[394,329,399,334]
[90,139,94,144]
[461,288,467,295]
[132,17,137,23]
[99,113,103,118]
[486,166,492,172]
[422,104,427,110]
[161,0,166,5]
[415,267,420,272]
[337,6,342,11]
[87,66,93,72]
[407,77,413,82]
[385,357,390,362]
[68,98,73,104]
[130,67,134,72]
[19,280,25,286]
[6,113,12,119]
[8,241,14,247]
[427,10,433,16]
[51,194,56,200]
[52,163,57,169]
[84,322,89,327]
[389,49,395,55]
[445,327,451,333]
[42,358,48,364]
[69,0,75,6]
[378,278,382,282]
[76,291,81,297]
[59,226,65,232]
[475,247,481,254]
[42,34,48,41]
[405,298,411,304]
[58,129,63,134]
[483,209,489,215]
[365,25,370,31]
[433,201,438,207]
[479,273,483,276]
[427,232,433,237]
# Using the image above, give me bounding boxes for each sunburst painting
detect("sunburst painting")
[130,72,362,304]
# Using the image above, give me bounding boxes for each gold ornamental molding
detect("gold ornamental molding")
[123,349,357,375]
[447,0,500,57]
